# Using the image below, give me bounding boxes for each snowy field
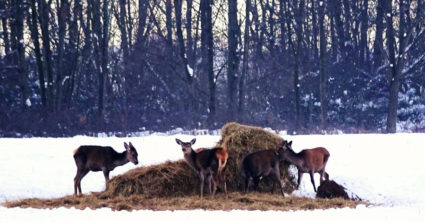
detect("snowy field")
[1,132,425,221]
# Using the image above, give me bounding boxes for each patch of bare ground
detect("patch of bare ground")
[3,192,366,211]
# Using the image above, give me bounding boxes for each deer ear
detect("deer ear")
[124,142,129,150]
[190,138,196,145]
[176,138,182,145]
[288,141,293,146]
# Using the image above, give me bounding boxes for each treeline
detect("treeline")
[0,0,424,136]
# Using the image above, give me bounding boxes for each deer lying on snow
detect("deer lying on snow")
[175,138,228,198]
[242,149,285,196]
[279,140,330,192]
[73,142,139,196]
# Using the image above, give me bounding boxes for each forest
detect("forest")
[0,0,424,136]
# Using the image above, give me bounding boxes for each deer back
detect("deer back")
[242,150,279,177]
[74,146,119,171]
[300,147,330,171]
[194,148,221,172]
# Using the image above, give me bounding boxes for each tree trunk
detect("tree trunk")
[65,0,81,107]
[201,0,215,126]
[165,0,173,44]
[118,0,129,60]
[99,0,110,119]
[13,0,28,110]
[386,0,409,133]
[175,0,195,114]
[227,0,239,121]
[38,0,54,111]
[239,0,251,121]
[359,0,369,67]
[319,0,328,130]
[55,0,69,111]
[373,0,385,72]
[294,0,304,132]
[0,0,10,55]
[186,0,194,68]
[136,0,148,45]
[330,0,347,57]
[29,0,47,107]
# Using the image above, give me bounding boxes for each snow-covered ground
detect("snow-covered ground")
[1,132,425,221]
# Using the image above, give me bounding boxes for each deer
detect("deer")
[278,140,330,192]
[73,142,139,196]
[175,138,228,198]
[242,149,285,196]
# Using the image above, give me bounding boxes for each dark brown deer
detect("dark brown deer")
[175,138,228,198]
[73,142,139,196]
[242,149,285,196]
[279,140,330,192]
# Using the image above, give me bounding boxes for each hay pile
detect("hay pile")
[101,160,198,197]
[101,122,296,198]
[218,122,296,192]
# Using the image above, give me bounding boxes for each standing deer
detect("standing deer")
[279,140,330,192]
[73,142,139,196]
[242,149,285,196]
[175,138,228,198]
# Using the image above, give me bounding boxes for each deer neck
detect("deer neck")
[112,151,129,168]
[184,149,198,170]
[284,149,305,167]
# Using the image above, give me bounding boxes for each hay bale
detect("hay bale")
[101,122,296,198]
[218,122,297,193]
[316,180,350,200]
[101,160,199,198]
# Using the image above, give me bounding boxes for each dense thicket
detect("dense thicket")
[0,0,424,136]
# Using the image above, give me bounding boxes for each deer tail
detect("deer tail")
[216,148,228,183]
[323,152,330,165]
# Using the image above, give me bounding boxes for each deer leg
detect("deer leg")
[212,176,218,197]
[207,173,213,195]
[319,170,328,184]
[199,172,205,198]
[75,169,89,196]
[271,169,285,197]
[253,177,260,191]
[244,176,251,193]
[297,170,303,190]
[102,169,110,189]
[309,171,317,192]
[74,170,82,196]
[223,180,227,197]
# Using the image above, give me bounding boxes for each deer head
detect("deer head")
[175,138,196,155]
[124,142,139,165]
[278,140,293,159]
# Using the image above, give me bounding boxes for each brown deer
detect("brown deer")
[242,149,285,196]
[175,138,228,198]
[73,142,139,196]
[279,140,330,192]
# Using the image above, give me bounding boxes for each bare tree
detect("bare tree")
[239,0,251,121]
[200,0,215,125]
[227,0,239,121]
[319,0,328,129]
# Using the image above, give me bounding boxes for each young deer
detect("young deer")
[279,140,330,192]
[175,138,228,198]
[73,142,139,196]
[242,149,285,196]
